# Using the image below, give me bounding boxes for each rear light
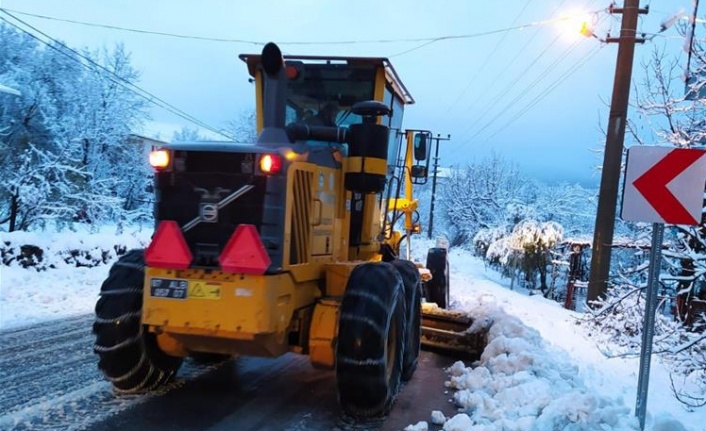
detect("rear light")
[259,154,282,174]
[149,150,171,170]
[285,64,299,79]
[145,221,193,269]
[219,224,271,274]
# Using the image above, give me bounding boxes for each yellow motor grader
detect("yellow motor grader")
[92,42,484,417]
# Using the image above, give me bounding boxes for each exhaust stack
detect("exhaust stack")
[257,43,290,146]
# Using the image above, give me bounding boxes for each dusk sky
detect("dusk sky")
[0,0,697,186]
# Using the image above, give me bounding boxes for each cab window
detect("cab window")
[285,64,376,128]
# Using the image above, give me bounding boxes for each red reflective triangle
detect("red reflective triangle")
[145,221,193,269]
[219,224,271,274]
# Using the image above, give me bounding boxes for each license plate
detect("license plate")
[149,278,188,299]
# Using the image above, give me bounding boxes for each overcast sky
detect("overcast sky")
[0,0,697,186]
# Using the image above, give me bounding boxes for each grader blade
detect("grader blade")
[420,303,489,360]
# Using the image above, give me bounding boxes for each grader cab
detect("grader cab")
[92,42,484,418]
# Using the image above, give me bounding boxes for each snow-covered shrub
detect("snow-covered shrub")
[484,220,564,292]
[579,282,706,408]
[0,227,150,270]
[473,226,509,259]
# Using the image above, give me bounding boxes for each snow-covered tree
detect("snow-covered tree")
[439,152,526,245]
[0,24,151,230]
[225,109,257,143]
[172,126,205,142]
[625,25,706,328]
[0,28,86,230]
[484,219,564,292]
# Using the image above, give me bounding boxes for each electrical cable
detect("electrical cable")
[446,11,610,159]
[484,44,606,141]
[0,10,234,140]
[442,0,535,115]
[443,33,570,159]
[467,37,584,143]
[387,17,577,57]
[453,0,572,112]
[0,7,581,48]
[442,0,596,154]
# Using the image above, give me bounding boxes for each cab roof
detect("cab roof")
[238,53,415,105]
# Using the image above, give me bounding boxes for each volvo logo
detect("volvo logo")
[194,187,232,201]
[182,184,255,232]
[200,203,218,223]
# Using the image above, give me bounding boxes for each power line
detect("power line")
[0,6,589,49]
[448,0,566,120]
[443,1,598,144]
[448,10,611,156]
[0,7,262,44]
[442,0,535,114]
[467,38,584,142]
[0,9,234,140]
[484,44,606,141]
[389,12,612,59]
[450,34,565,149]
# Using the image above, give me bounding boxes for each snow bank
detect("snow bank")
[1,225,151,270]
[0,225,151,329]
[406,243,697,431]
[441,305,640,430]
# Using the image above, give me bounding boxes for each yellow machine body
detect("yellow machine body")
[141,52,424,369]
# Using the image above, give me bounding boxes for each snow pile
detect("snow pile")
[405,244,696,431]
[0,225,151,270]
[0,225,152,329]
[439,305,641,431]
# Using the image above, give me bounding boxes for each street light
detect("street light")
[555,11,598,42]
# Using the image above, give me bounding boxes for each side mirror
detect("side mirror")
[414,133,428,161]
[411,165,428,179]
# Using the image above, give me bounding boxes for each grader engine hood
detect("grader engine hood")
[147,145,286,272]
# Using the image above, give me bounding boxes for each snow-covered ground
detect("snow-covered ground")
[0,229,702,431]
[0,226,151,328]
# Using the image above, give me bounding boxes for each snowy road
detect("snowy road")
[0,315,457,431]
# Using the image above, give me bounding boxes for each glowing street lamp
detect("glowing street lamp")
[556,11,598,41]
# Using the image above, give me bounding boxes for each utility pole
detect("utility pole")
[587,0,648,304]
[427,134,450,239]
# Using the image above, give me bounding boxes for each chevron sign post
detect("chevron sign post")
[621,146,706,224]
[620,146,706,428]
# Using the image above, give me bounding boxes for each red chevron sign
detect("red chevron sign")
[621,147,706,225]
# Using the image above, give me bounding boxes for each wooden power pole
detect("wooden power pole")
[587,0,648,304]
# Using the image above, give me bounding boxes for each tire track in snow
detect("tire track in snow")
[0,326,92,360]
[0,314,93,344]
[0,315,223,431]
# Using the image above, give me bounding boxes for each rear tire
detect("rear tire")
[425,248,450,309]
[336,262,406,418]
[93,249,182,393]
[391,259,421,382]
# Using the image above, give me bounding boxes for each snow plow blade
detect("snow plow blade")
[420,303,489,360]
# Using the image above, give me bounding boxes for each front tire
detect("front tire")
[391,259,421,382]
[336,262,407,418]
[93,249,182,393]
